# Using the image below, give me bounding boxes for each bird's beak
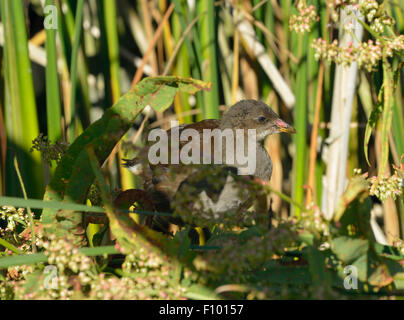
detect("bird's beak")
[275,119,296,134]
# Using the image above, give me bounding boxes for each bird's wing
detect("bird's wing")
[123,120,222,200]
[166,119,221,149]
[125,119,221,168]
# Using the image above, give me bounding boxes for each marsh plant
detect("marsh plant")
[0,0,403,300]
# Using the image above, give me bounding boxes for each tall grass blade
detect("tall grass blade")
[0,246,118,269]
[197,0,219,119]
[45,0,62,144]
[68,0,85,143]
[293,35,308,217]
[1,0,43,198]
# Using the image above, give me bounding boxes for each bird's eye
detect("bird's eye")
[257,116,267,123]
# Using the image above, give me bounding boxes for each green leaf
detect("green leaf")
[0,246,118,269]
[298,230,315,246]
[333,176,371,229]
[368,264,394,288]
[306,245,332,287]
[351,253,368,282]
[87,146,182,262]
[364,87,383,166]
[334,176,369,221]
[379,59,394,177]
[374,242,404,261]
[0,0,43,197]
[41,76,210,242]
[67,0,84,142]
[254,263,312,286]
[0,238,23,255]
[331,236,369,264]
[0,196,105,213]
[0,196,172,217]
[45,0,62,143]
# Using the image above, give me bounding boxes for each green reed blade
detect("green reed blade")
[68,0,84,142]
[293,37,308,217]
[45,0,62,143]
[197,0,220,119]
[1,0,43,198]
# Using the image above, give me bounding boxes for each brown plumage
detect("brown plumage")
[123,100,295,228]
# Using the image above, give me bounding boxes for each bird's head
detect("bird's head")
[219,100,296,142]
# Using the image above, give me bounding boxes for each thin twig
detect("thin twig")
[306,62,324,207]
[67,0,84,143]
[0,103,6,194]
[236,12,296,108]
[131,3,174,86]
[232,4,240,104]
[132,112,150,145]
[141,0,159,75]
[149,105,228,129]
[228,2,298,64]
[162,14,201,76]
[14,156,37,253]
[252,0,268,12]
[257,181,309,213]
[29,29,46,46]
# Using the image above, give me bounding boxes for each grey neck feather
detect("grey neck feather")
[222,136,273,181]
[254,143,272,181]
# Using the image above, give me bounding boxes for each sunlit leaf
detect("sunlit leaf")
[41,76,210,241]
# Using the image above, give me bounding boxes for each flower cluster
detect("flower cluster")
[312,38,381,70]
[87,275,141,300]
[30,133,69,166]
[87,272,186,300]
[42,236,94,276]
[353,166,403,202]
[357,0,394,33]
[6,233,191,300]
[312,36,404,72]
[356,39,383,72]
[385,35,404,56]
[0,206,41,253]
[312,38,340,61]
[0,206,29,233]
[302,0,402,71]
[0,280,14,300]
[392,238,404,256]
[289,1,319,33]
[116,240,193,300]
[11,235,96,300]
[122,247,165,273]
[6,264,35,282]
[359,0,379,21]
[86,238,190,300]
[368,170,403,202]
[326,0,357,22]
[326,0,394,33]
[298,206,329,238]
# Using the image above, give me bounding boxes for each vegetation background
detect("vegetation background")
[0,0,403,300]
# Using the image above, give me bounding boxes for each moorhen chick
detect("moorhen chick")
[124,100,295,229]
